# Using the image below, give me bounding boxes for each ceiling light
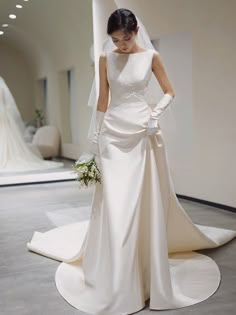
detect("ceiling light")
[9,14,16,19]
[2,24,8,27]
[0,31,4,35]
[16,5,23,8]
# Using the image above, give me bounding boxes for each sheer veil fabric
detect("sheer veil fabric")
[0,76,25,135]
[0,77,64,172]
[27,16,236,315]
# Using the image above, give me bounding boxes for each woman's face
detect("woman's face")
[110,28,138,53]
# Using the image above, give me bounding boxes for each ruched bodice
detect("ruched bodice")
[100,49,155,137]
[106,50,154,106]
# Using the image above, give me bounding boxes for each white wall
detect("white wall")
[0,41,34,122]
[114,0,236,207]
[152,32,193,182]
[0,0,94,159]
[30,0,94,159]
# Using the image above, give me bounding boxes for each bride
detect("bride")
[27,8,236,315]
[0,76,63,172]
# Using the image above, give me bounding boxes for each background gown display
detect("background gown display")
[27,49,236,315]
[0,79,63,172]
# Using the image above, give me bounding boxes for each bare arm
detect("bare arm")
[152,51,175,98]
[97,53,109,112]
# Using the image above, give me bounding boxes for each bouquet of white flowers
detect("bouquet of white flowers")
[73,153,102,188]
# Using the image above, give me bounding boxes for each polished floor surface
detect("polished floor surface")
[0,158,76,186]
[0,181,235,315]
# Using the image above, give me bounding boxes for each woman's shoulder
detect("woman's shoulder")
[98,52,108,72]
[151,48,160,57]
[98,52,107,66]
[151,49,161,64]
[99,51,108,59]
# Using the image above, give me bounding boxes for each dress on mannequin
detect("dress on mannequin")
[0,77,63,172]
[27,49,236,315]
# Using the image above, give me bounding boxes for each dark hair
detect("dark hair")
[107,8,137,35]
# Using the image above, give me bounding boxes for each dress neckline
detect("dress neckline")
[111,49,150,55]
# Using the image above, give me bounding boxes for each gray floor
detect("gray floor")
[0,157,76,187]
[0,181,235,315]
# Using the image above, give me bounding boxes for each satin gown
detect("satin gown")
[27,49,236,315]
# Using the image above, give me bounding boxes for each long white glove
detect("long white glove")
[88,110,105,156]
[146,93,174,135]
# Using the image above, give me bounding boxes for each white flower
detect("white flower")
[73,152,101,189]
[80,166,88,173]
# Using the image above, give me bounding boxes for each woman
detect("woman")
[27,8,236,314]
[0,76,63,172]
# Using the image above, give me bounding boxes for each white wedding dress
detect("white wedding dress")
[0,78,63,172]
[27,49,236,315]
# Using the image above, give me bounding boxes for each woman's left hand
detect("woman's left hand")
[146,117,159,135]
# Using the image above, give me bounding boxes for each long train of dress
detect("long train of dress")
[27,49,236,315]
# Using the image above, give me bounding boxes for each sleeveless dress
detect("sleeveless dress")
[27,49,236,315]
